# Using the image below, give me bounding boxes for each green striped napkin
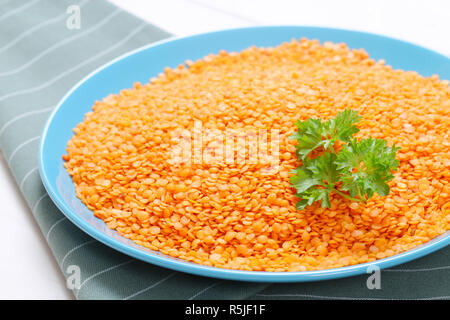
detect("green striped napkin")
[0,0,448,300]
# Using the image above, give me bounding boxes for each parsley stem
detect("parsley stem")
[333,188,362,203]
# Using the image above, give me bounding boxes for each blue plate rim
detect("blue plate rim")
[38,25,450,283]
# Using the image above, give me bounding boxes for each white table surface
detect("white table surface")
[0,0,448,300]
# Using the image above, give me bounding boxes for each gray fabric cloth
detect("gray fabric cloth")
[0,0,448,300]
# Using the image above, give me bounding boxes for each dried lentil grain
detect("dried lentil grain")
[64,38,450,271]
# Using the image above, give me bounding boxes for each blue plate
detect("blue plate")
[39,26,450,282]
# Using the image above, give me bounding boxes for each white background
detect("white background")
[0,0,448,299]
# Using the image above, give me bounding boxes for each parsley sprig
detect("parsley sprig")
[289,110,400,210]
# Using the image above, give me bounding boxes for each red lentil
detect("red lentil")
[64,38,450,272]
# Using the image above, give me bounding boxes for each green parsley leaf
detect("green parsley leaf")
[290,153,340,209]
[289,118,326,160]
[289,110,400,210]
[325,109,361,144]
[289,109,360,160]
[335,137,400,201]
